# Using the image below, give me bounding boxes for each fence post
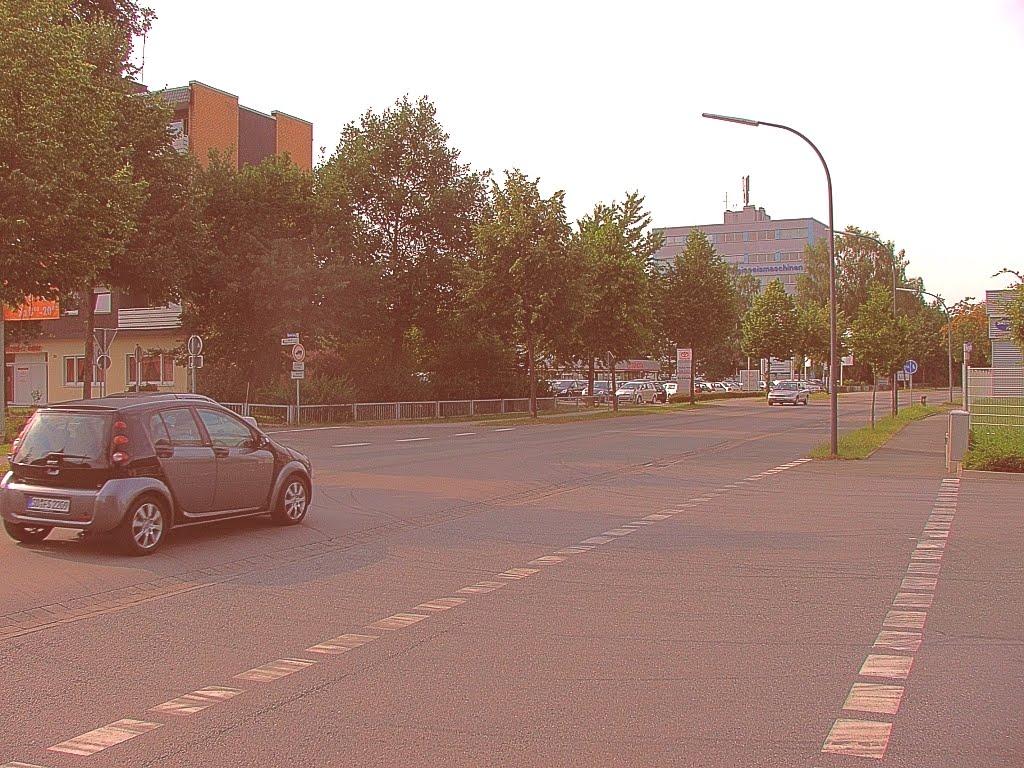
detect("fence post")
[470,399,474,416]
[354,403,359,421]
[395,403,400,420]
[436,401,440,418]
[501,399,506,414]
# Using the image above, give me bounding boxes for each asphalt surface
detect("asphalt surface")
[1,393,1020,767]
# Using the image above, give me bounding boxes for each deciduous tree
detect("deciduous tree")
[659,229,740,402]
[742,279,798,383]
[848,285,911,426]
[471,171,573,417]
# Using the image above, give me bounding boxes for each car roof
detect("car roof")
[43,393,219,413]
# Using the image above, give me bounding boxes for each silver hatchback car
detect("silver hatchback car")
[1,394,313,555]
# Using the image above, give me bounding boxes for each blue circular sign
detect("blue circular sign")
[903,359,918,375]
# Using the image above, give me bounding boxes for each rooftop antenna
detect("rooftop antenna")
[743,175,750,206]
[723,191,730,211]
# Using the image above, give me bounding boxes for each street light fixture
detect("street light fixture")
[829,228,901,416]
[702,112,838,457]
[896,287,954,405]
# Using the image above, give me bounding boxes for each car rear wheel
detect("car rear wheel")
[272,475,309,526]
[117,495,168,556]
[4,521,53,543]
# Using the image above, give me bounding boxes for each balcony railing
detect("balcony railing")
[117,304,183,330]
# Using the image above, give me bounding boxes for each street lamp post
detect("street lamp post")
[830,229,901,416]
[702,113,838,457]
[897,287,954,405]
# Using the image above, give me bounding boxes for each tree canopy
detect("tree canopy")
[659,229,740,399]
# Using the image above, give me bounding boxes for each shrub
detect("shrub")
[964,428,1024,472]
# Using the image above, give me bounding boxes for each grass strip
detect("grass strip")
[963,427,1024,472]
[809,404,945,460]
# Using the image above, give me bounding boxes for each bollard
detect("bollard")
[920,395,927,407]
[946,409,969,471]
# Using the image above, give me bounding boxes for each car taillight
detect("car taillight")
[111,420,130,465]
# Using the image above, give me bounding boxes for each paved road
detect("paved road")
[1,395,1020,767]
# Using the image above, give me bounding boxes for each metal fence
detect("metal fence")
[967,367,1024,430]
[221,397,563,426]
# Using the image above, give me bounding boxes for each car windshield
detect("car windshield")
[776,382,801,391]
[13,411,111,465]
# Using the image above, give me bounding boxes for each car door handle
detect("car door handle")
[212,446,230,458]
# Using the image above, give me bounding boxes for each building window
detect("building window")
[126,353,176,386]
[776,227,807,240]
[63,356,99,386]
[751,230,774,241]
[94,289,111,314]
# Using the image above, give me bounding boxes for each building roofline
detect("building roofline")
[239,105,274,120]
[271,110,313,127]
[656,216,828,232]
[188,80,239,101]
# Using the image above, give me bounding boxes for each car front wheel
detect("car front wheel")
[4,521,53,543]
[272,475,309,526]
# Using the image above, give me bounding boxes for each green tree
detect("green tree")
[314,96,489,399]
[948,299,991,371]
[180,153,315,400]
[742,279,798,383]
[471,170,573,417]
[793,302,832,380]
[567,193,662,403]
[848,285,911,426]
[659,229,741,402]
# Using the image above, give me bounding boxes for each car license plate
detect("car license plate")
[26,496,71,513]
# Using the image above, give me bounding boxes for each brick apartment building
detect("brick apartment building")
[654,202,828,295]
[3,82,313,406]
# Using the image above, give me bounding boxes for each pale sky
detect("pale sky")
[138,0,1024,306]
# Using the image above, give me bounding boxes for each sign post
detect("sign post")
[287,336,304,424]
[903,359,918,406]
[962,342,972,409]
[675,347,693,400]
[187,335,203,394]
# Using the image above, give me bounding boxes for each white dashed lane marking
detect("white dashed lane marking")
[843,682,905,715]
[454,432,476,436]
[396,437,430,443]
[334,443,370,448]
[457,582,507,595]
[415,598,467,612]
[859,654,913,680]
[884,610,928,629]
[49,719,163,756]
[821,718,893,759]
[307,633,378,655]
[494,428,515,432]
[367,613,430,630]
[874,630,922,653]
[234,658,315,682]
[527,556,567,566]
[150,686,243,716]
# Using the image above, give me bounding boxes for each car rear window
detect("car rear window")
[13,411,111,465]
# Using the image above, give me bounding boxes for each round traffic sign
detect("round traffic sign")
[187,334,203,356]
[903,359,918,375]
[96,353,111,371]
[291,343,305,363]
